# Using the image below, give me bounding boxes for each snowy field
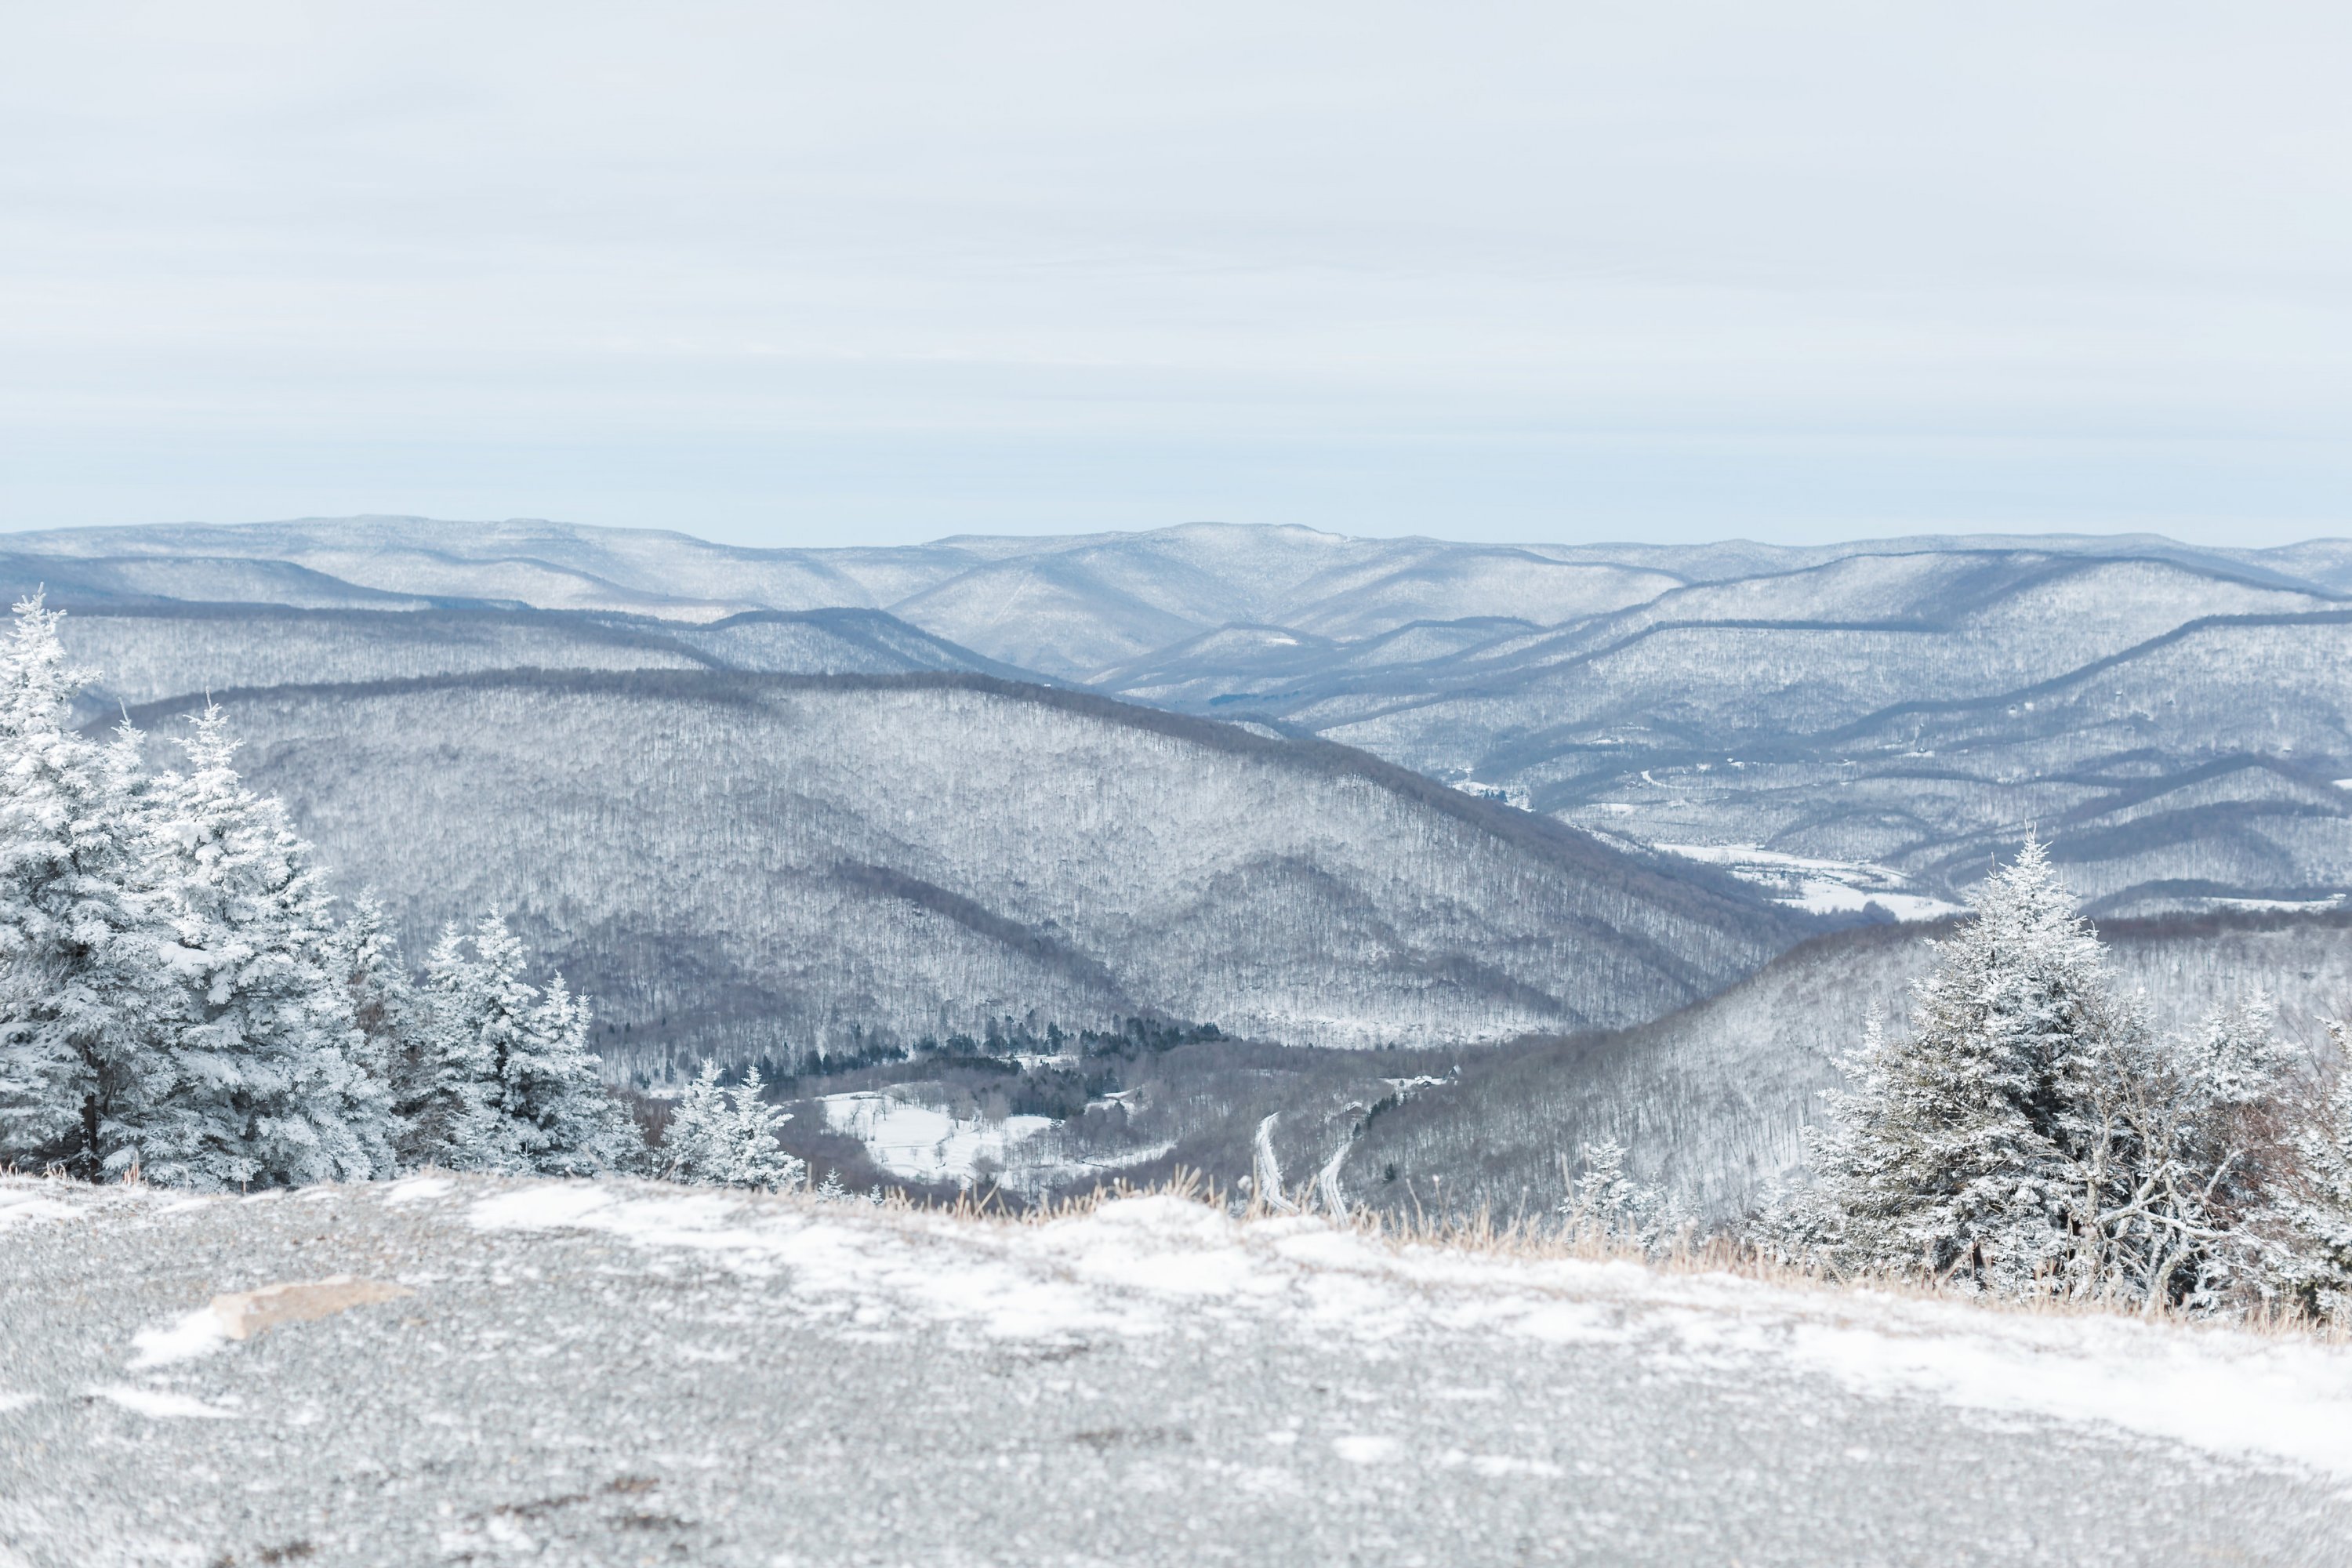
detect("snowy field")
[4,1174,2350,1566]
[818,1091,1058,1185]
[1644,841,1967,922]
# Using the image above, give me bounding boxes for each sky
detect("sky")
[5,3,2351,549]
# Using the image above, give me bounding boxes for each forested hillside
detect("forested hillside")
[1335,909,2352,1221]
[153,670,1797,1064]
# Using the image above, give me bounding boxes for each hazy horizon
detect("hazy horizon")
[8,510,2350,559]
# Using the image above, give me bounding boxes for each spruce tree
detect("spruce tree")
[1791,843,2311,1312]
[0,595,176,1177]
[507,971,638,1176]
[1800,838,2116,1293]
[660,1060,733,1183]
[397,923,504,1168]
[722,1065,802,1189]
[1559,1135,1690,1254]
[411,912,635,1175]
[132,706,394,1187]
[662,1061,802,1189]
[328,895,434,1167]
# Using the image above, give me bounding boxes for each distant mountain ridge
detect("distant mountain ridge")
[12,515,2350,920]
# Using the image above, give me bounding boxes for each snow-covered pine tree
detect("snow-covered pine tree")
[1559,1135,1690,1254]
[398,923,508,1168]
[132,705,394,1187]
[1799,837,2118,1294]
[508,971,638,1175]
[662,1060,802,1189]
[410,912,636,1175]
[327,895,435,1167]
[659,1060,732,1183]
[0,595,179,1177]
[723,1065,802,1189]
[1561,1136,1649,1236]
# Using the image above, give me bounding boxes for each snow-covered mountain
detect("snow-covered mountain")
[13,517,2352,1221]
[1213,552,2352,917]
[132,669,1795,1063]
[14,516,2347,917]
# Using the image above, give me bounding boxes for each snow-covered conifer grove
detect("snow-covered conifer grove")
[0,596,788,1191]
[1771,839,2352,1323]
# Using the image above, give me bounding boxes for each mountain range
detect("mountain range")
[18,515,2350,924]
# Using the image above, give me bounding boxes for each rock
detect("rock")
[209,1276,414,1341]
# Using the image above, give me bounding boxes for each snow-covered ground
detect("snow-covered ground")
[1648,841,1967,921]
[818,1090,1179,1195]
[463,1184,2352,1483]
[818,1091,1057,1186]
[4,1174,2350,1566]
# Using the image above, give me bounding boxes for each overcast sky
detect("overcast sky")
[5,3,2350,547]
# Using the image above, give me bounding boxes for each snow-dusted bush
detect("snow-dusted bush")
[662,1061,804,1189]
[2270,1024,2352,1327]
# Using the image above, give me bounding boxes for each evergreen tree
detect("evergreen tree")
[0,595,177,1177]
[662,1060,802,1189]
[508,971,638,1176]
[400,923,508,1168]
[660,1060,733,1182]
[1789,843,2309,1312]
[327,895,435,1167]
[1798,839,2118,1294]
[1559,1135,1690,1254]
[133,705,394,1187]
[409,912,635,1175]
[724,1065,802,1189]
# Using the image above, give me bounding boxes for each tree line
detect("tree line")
[0,595,795,1191]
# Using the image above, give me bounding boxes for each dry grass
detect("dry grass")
[891,1168,2352,1343]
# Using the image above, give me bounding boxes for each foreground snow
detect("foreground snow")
[4,1174,2350,1566]
[457,1182,2352,1481]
